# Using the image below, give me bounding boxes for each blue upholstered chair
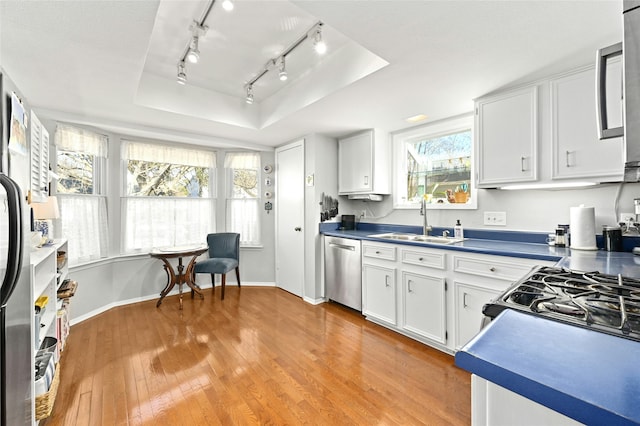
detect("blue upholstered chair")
[193,233,240,300]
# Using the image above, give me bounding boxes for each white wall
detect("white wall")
[340,182,640,234]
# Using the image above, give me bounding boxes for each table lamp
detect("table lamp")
[31,196,60,240]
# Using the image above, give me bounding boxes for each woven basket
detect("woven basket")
[35,363,60,420]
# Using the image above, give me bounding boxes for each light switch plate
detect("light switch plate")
[620,212,635,223]
[484,211,507,226]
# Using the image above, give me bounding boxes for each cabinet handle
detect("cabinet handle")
[408,280,413,293]
[418,257,424,261]
[294,227,302,232]
[521,156,526,172]
[385,276,390,287]
[565,150,572,167]
[375,251,381,254]
[489,267,496,272]
[364,175,369,186]
[463,292,468,308]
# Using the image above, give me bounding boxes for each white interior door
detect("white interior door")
[275,140,304,297]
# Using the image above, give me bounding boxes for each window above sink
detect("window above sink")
[392,114,477,210]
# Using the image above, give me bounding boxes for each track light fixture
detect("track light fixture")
[177,61,187,85]
[222,0,234,11]
[245,85,254,104]
[186,35,200,63]
[313,25,327,55]
[278,57,288,81]
[243,21,327,102]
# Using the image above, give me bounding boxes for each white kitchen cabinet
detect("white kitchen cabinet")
[362,263,397,325]
[476,85,538,187]
[402,271,447,344]
[29,111,50,203]
[550,63,623,181]
[338,129,390,195]
[453,282,500,350]
[472,375,582,426]
[31,246,57,350]
[452,253,554,350]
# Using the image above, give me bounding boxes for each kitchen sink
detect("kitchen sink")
[368,233,464,245]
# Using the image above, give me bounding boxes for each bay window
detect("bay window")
[393,114,476,209]
[55,124,109,265]
[224,152,261,246]
[121,140,216,252]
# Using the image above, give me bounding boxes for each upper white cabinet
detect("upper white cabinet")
[30,111,50,203]
[550,63,623,181]
[338,129,390,195]
[476,86,538,187]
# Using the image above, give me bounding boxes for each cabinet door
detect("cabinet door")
[402,271,446,344]
[454,282,500,350]
[477,86,538,186]
[362,264,396,325]
[339,131,373,193]
[551,63,623,181]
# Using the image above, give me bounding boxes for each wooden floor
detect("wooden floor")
[43,287,470,425]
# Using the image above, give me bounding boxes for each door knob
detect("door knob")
[294,227,302,231]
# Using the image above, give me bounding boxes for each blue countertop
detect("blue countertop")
[321,222,640,277]
[455,310,640,425]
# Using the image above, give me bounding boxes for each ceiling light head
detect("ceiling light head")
[186,36,200,63]
[313,28,327,55]
[278,57,288,81]
[246,85,254,104]
[177,61,187,85]
[222,0,234,11]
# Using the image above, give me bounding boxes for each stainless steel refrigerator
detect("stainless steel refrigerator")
[0,71,34,425]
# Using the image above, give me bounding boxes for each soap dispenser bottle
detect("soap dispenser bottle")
[454,219,464,239]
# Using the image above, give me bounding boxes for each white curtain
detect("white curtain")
[123,140,216,168]
[226,199,260,246]
[55,124,108,157]
[58,195,108,264]
[224,152,260,169]
[122,198,215,252]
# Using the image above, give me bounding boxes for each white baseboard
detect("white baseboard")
[303,296,327,305]
[70,281,276,326]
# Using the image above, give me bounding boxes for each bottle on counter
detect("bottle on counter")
[555,228,566,247]
[454,219,464,239]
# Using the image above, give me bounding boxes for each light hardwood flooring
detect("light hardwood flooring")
[43,287,471,425]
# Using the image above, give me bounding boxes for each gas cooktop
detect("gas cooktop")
[483,266,640,342]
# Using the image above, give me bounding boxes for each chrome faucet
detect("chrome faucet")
[420,198,432,236]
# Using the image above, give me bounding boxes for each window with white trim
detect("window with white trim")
[224,152,261,246]
[55,124,109,265]
[121,140,216,252]
[393,114,476,209]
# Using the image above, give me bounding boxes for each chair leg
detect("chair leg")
[210,274,216,296]
[221,274,226,300]
[235,266,241,288]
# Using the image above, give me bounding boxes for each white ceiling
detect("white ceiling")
[0,0,623,150]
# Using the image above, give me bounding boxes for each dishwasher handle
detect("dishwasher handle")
[328,242,356,251]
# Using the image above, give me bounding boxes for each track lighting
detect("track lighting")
[222,0,234,11]
[176,61,187,85]
[313,26,327,55]
[243,21,327,103]
[278,57,288,81]
[245,85,254,104]
[186,36,200,63]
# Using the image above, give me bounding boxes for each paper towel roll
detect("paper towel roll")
[570,205,597,250]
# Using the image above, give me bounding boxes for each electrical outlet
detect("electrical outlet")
[484,211,507,226]
[620,212,636,223]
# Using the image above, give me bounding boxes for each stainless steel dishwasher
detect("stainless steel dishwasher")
[324,236,362,311]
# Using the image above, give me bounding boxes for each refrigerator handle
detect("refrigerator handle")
[596,42,624,140]
[0,174,23,308]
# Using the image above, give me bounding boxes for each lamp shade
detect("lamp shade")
[31,196,60,220]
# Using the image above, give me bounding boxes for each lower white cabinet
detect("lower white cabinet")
[453,282,500,350]
[362,263,397,325]
[360,240,556,354]
[402,271,446,344]
[472,375,582,426]
[452,253,555,350]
